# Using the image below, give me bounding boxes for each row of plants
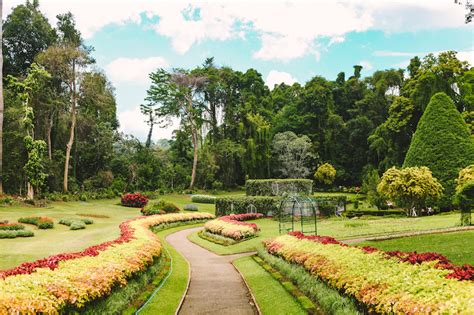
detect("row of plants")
[0,212,214,313]
[263,232,473,314]
[0,222,25,230]
[203,213,263,241]
[18,216,54,229]
[191,194,216,204]
[58,218,94,230]
[0,222,35,238]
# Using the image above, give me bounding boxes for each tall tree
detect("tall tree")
[37,13,93,192]
[0,0,3,194]
[2,0,56,77]
[146,68,206,189]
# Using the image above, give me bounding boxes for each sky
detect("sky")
[4,0,473,140]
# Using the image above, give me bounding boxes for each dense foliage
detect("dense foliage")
[121,192,148,208]
[454,165,474,225]
[18,216,54,229]
[314,163,337,186]
[403,93,474,204]
[378,166,443,215]
[141,199,180,215]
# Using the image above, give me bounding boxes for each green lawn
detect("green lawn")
[0,199,140,269]
[233,256,306,315]
[139,224,202,315]
[0,192,223,270]
[356,230,474,265]
[189,214,461,255]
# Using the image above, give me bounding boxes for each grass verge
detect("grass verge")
[233,256,306,315]
[355,230,474,265]
[257,247,361,315]
[134,223,204,315]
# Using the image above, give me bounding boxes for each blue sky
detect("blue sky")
[5,0,474,140]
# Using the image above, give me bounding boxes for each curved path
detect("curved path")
[166,227,258,315]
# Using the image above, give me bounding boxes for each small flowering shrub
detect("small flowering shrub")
[141,199,180,215]
[264,232,474,314]
[18,216,54,229]
[0,212,214,313]
[121,193,148,208]
[204,213,263,240]
[0,230,34,238]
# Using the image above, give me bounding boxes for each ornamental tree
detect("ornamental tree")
[377,166,443,216]
[403,92,474,205]
[314,163,336,186]
[454,165,474,226]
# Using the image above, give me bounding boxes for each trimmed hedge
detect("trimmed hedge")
[191,194,216,204]
[18,217,54,229]
[215,196,280,216]
[0,223,25,231]
[216,195,347,217]
[246,179,313,196]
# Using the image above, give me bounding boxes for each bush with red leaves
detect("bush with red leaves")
[219,213,264,231]
[121,193,148,208]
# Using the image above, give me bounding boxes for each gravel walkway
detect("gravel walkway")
[166,227,258,315]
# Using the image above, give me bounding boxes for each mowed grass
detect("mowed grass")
[0,199,140,269]
[233,256,306,315]
[356,230,474,265]
[189,214,462,255]
[0,191,225,270]
[139,224,203,315]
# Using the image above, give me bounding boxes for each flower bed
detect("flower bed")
[204,213,263,240]
[264,232,474,314]
[0,212,214,313]
[121,192,148,208]
[18,216,54,229]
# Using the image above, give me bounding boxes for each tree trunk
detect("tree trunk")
[27,182,34,200]
[0,0,4,194]
[63,60,76,192]
[145,112,153,148]
[189,127,198,190]
[46,112,53,160]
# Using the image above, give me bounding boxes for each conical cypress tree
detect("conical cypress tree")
[403,92,474,203]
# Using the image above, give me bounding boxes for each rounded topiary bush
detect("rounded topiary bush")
[141,199,180,216]
[403,92,474,204]
[121,193,148,208]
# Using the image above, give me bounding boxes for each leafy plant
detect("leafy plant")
[314,163,336,186]
[121,193,148,208]
[18,216,54,229]
[191,194,216,204]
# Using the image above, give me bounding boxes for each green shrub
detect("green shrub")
[18,216,54,229]
[403,92,474,205]
[59,218,93,230]
[353,200,359,209]
[0,230,34,238]
[70,221,86,230]
[183,204,198,211]
[141,199,180,216]
[191,194,216,204]
[0,223,25,230]
[246,179,313,196]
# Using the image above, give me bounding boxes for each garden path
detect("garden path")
[166,227,258,315]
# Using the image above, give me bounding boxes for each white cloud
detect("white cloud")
[456,50,474,65]
[5,0,468,61]
[118,106,179,140]
[328,36,345,47]
[377,49,474,68]
[265,70,297,89]
[105,56,168,85]
[359,60,373,71]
